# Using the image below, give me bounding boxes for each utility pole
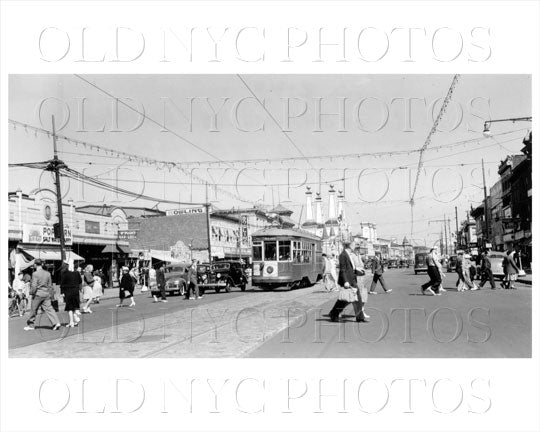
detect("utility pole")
[429,217,449,255]
[46,116,67,262]
[455,206,459,251]
[443,214,448,255]
[205,182,212,264]
[481,158,490,248]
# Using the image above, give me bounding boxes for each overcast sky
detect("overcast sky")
[8,74,531,244]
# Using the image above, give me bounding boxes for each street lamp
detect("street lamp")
[483,117,532,137]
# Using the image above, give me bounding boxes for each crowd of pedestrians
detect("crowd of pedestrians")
[324,240,526,322]
[17,258,172,331]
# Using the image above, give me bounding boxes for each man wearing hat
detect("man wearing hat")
[24,259,61,331]
[328,241,369,323]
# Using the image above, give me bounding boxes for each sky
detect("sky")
[8,74,532,245]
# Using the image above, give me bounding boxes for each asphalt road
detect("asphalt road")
[249,268,532,358]
[8,284,254,349]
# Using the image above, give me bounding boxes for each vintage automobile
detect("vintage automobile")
[197,260,248,293]
[163,263,190,296]
[399,259,410,268]
[475,251,506,280]
[447,255,458,272]
[387,259,398,269]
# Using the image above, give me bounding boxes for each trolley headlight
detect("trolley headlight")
[266,266,274,274]
[217,273,221,279]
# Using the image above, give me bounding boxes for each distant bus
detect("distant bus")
[251,227,324,290]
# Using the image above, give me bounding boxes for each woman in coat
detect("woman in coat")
[117,266,136,307]
[60,261,82,327]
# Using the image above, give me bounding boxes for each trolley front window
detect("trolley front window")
[264,241,277,261]
[253,242,263,261]
[278,240,291,261]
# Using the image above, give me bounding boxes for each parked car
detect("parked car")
[476,251,506,280]
[414,253,428,274]
[197,260,248,293]
[447,255,457,272]
[163,263,190,296]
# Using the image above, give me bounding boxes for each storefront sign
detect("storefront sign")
[85,220,100,234]
[223,246,251,256]
[468,225,477,243]
[118,230,138,240]
[166,207,204,216]
[22,224,72,245]
[212,246,225,258]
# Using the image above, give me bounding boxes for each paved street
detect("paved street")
[9,269,531,358]
[250,269,532,358]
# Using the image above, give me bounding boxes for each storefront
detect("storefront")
[8,191,131,284]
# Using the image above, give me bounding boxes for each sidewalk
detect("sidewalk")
[518,274,532,285]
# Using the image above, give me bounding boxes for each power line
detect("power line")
[74,74,223,162]
[236,74,315,170]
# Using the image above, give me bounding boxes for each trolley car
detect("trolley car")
[251,227,324,290]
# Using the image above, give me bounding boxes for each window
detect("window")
[278,240,291,261]
[291,240,315,263]
[264,241,277,261]
[253,242,262,261]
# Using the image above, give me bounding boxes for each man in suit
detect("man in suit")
[328,242,369,323]
[369,253,392,294]
[24,259,61,331]
[479,249,496,289]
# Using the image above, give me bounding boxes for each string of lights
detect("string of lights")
[8,118,527,169]
[409,74,460,236]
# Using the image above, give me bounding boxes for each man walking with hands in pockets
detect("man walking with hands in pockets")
[369,253,392,294]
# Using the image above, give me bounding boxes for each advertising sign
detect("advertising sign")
[240,214,249,245]
[118,230,138,240]
[85,220,100,234]
[166,207,204,216]
[22,224,73,245]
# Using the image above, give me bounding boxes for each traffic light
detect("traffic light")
[53,222,61,238]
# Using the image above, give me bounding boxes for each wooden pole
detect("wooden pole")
[51,116,66,262]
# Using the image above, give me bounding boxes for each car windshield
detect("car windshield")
[213,263,229,271]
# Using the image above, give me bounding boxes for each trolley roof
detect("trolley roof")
[251,227,322,241]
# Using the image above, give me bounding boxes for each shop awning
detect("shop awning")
[149,249,184,263]
[102,243,131,254]
[20,248,84,262]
